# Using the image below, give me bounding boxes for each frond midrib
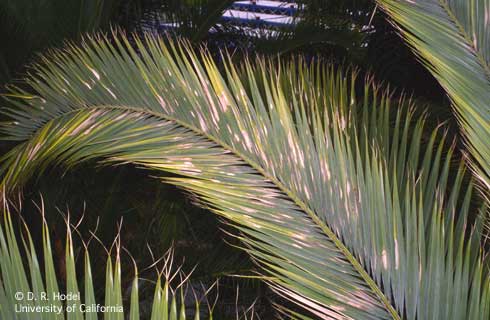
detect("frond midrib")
[17,103,401,319]
[437,0,490,81]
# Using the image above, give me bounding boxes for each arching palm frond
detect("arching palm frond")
[0,34,488,319]
[376,0,490,195]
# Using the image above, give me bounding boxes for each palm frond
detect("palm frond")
[375,0,490,193]
[0,205,209,319]
[0,34,488,319]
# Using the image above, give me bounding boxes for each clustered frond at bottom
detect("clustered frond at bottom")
[0,206,212,320]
